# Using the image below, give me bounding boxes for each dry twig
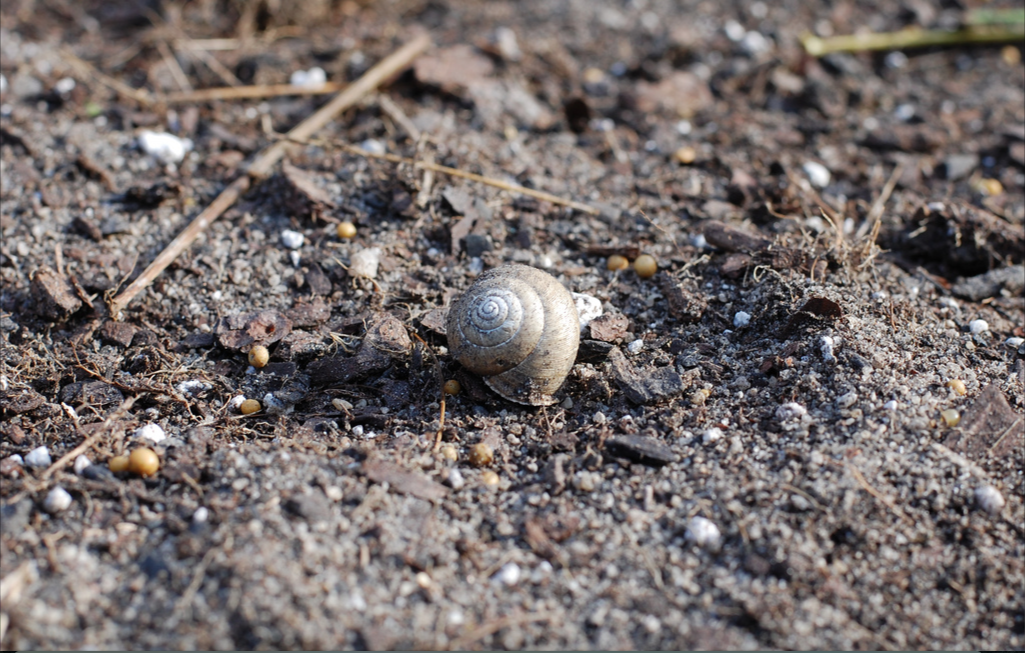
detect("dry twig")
[109,32,432,316]
[163,81,347,104]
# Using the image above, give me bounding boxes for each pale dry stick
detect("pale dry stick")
[847,463,915,526]
[377,93,422,141]
[163,81,347,104]
[856,162,906,243]
[61,48,155,106]
[177,39,243,88]
[449,612,552,650]
[109,33,432,316]
[42,397,137,480]
[282,135,601,215]
[155,39,193,92]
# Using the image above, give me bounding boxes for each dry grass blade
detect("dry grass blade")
[41,397,136,480]
[163,81,347,103]
[61,48,155,106]
[108,32,432,316]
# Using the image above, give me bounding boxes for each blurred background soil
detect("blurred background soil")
[0,0,1023,649]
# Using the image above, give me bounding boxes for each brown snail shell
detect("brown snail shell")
[447,264,580,406]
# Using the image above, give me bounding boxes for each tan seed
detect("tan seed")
[946,379,967,396]
[239,399,261,415]
[443,379,461,395]
[128,447,160,477]
[337,221,357,239]
[673,146,697,165]
[481,470,500,486]
[468,442,494,467]
[940,409,960,427]
[634,254,657,279]
[248,345,269,368]
[109,455,130,473]
[606,254,629,271]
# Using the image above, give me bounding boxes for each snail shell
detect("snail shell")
[447,264,580,406]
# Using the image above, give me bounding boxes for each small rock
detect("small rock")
[290,66,327,88]
[968,319,989,334]
[463,233,492,258]
[776,402,807,421]
[24,446,51,468]
[73,455,92,475]
[31,267,83,320]
[974,485,1004,515]
[82,464,114,481]
[280,229,305,250]
[572,292,603,332]
[608,347,689,405]
[605,435,679,467]
[138,130,192,165]
[589,313,630,342]
[803,161,831,188]
[284,492,332,523]
[493,26,522,61]
[733,311,751,327]
[447,468,465,491]
[10,73,42,97]
[686,516,721,551]
[702,428,724,444]
[820,336,836,362]
[99,321,138,347]
[135,423,166,443]
[1006,337,1025,348]
[942,154,979,181]
[493,562,521,586]
[44,486,73,513]
[176,380,210,396]
[883,400,899,411]
[349,247,381,279]
[1,455,24,478]
[626,339,644,354]
[359,139,386,155]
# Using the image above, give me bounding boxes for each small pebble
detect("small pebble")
[138,130,192,165]
[884,400,899,411]
[332,398,353,412]
[193,506,209,523]
[134,423,166,443]
[626,339,644,355]
[262,393,289,415]
[447,468,465,490]
[940,409,960,427]
[803,161,831,188]
[481,470,500,487]
[702,427,723,444]
[290,66,327,88]
[673,146,697,165]
[228,395,246,410]
[359,139,386,155]
[280,229,305,250]
[1005,337,1025,348]
[572,292,604,332]
[733,311,751,327]
[73,455,92,475]
[968,319,989,334]
[24,446,52,468]
[820,336,836,362]
[44,486,73,513]
[690,233,708,249]
[176,380,210,396]
[337,221,357,239]
[690,388,711,406]
[349,247,382,279]
[974,485,1005,515]
[776,402,808,421]
[494,562,521,586]
[685,516,721,551]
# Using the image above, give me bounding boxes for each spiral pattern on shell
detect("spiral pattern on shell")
[447,264,579,406]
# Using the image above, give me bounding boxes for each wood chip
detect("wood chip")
[363,459,449,501]
[31,266,83,320]
[604,435,679,467]
[944,384,1024,459]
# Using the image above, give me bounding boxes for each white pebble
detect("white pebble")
[572,292,604,332]
[447,468,465,491]
[467,257,484,276]
[690,233,708,249]
[974,485,1005,515]
[820,335,836,362]
[676,119,692,135]
[803,161,831,188]
[73,455,92,475]
[733,311,751,327]
[349,247,382,279]
[289,66,327,88]
[24,446,51,468]
[871,291,887,302]
[968,319,989,334]
[626,339,644,355]
[228,395,246,410]
[593,411,607,425]
[741,30,770,54]
[494,26,522,61]
[192,506,209,523]
[54,77,76,94]
[724,19,746,41]
[775,402,807,421]
[290,250,301,268]
[44,486,73,513]
[138,130,192,164]
[359,139,386,156]
[176,379,209,396]
[1006,337,1024,348]
[352,425,364,437]
[883,400,899,411]
[280,229,305,250]
[494,562,521,586]
[702,427,724,444]
[0,74,6,94]
[263,392,290,415]
[685,516,721,551]
[135,423,166,443]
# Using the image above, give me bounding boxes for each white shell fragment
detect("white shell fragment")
[289,66,327,88]
[135,423,166,443]
[24,446,51,468]
[572,292,604,332]
[974,485,1005,515]
[733,311,751,327]
[803,161,831,188]
[493,562,521,586]
[73,455,92,475]
[702,427,724,444]
[626,339,644,354]
[968,319,989,334]
[820,336,836,362]
[138,130,193,164]
[775,402,808,422]
[685,516,722,551]
[349,247,382,279]
[1006,337,1025,348]
[44,486,73,513]
[280,229,305,250]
